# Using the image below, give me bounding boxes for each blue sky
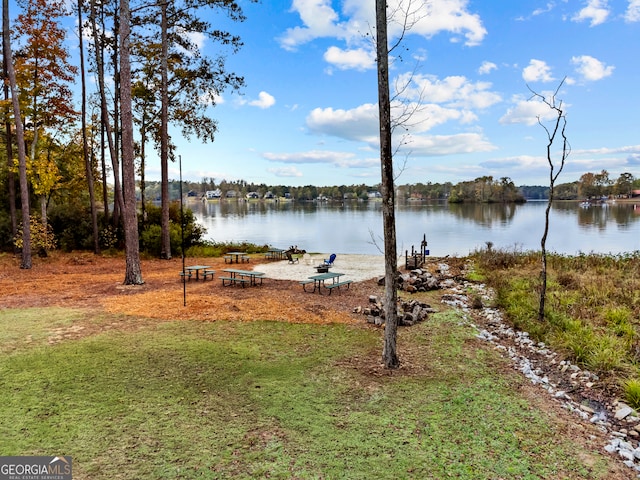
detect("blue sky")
[81,1,640,186]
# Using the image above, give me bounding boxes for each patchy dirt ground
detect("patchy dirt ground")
[0,252,382,325]
[0,251,634,478]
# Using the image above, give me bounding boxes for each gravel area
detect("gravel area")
[256,254,394,282]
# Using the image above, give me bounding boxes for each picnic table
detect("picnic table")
[183,265,214,281]
[265,248,285,260]
[300,272,352,295]
[224,251,250,264]
[220,268,265,287]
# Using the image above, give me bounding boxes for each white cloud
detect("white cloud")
[266,166,304,177]
[480,155,548,172]
[522,59,554,83]
[323,46,375,71]
[279,0,487,56]
[572,0,610,26]
[393,103,471,132]
[532,3,556,16]
[248,91,276,109]
[278,0,344,51]
[263,150,378,168]
[499,95,562,126]
[306,104,379,142]
[398,0,487,47]
[306,101,472,143]
[305,72,501,150]
[571,145,640,156]
[626,0,640,21]
[571,55,614,81]
[478,61,497,75]
[398,74,502,109]
[398,133,496,156]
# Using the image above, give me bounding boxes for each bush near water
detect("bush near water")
[471,246,640,408]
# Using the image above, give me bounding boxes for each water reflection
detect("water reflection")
[447,202,519,227]
[192,199,640,256]
[551,202,640,231]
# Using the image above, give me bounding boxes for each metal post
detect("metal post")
[179,155,186,306]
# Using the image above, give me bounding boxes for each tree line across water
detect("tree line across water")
[171,169,640,203]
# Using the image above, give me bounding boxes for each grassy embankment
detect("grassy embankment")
[0,300,622,478]
[471,247,640,406]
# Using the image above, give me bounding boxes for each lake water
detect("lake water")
[191,199,640,257]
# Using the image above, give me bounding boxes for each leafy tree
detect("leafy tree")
[129,0,254,260]
[614,172,635,197]
[3,0,31,268]
[77,0,100,254]
[13,0,78,227]
[578,172,597,199]
[594,169,611,197]
[88,0,124,227]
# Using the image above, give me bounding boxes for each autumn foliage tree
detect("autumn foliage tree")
[13,0,78,226]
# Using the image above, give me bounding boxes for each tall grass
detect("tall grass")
[471,247,640,387]
[185,240,270,257]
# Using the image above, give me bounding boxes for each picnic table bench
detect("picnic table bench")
[181,265,212,281]
[221,269,265,287]
[220,276,251,287]
[202,269,216,280]
[324,280,353,294]
[224,252,250,264]
[301,272,349,295]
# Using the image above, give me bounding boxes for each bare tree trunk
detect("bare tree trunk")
[2,52,17,249]
[119,0,143,285]
[89,0,123,227]
[376,0,399,369]
[78,0,100,254]
[112,6,122,225]
[3,0,31,269]
[139,118,146,226]
[100,117,109,223]
[532,80,569,322]
[160,1,171,259]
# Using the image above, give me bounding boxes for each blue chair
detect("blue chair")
[324,253,336,266]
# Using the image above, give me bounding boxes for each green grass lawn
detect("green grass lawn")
[0,307,619,479]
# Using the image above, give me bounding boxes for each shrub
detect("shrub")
[604,307,635,344]
[0,211,14,251]
[585,334,630,374]
[623,378,640,410]
[14,215,56,256]
[140,203,206,255]
[48,204,98,252]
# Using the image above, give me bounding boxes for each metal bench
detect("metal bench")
[220,276,250,287]
[299,279,315,292]
[202,269,216,280]
[324,280,353,295]
[179,271,192,281]
[224,255,232,263]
